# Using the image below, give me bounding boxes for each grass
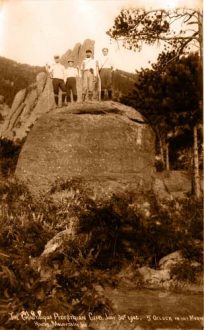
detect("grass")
[0,177,203,329]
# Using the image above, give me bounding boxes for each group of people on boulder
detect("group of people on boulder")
[46,47,114,107]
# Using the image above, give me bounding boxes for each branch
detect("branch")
[119,31,199,42]
[183,11,197,23]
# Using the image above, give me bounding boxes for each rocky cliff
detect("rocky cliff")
[15,101,155,196]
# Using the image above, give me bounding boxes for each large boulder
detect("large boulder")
[15,101,155,196]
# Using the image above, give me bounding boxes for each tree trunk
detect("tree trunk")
[193,125,201,198]
[165,142,170,171]
[198,11,203,67]
[159,138,165,165]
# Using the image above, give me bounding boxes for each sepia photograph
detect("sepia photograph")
[0,0,203,329]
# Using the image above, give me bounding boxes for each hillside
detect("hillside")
[113,69,137,97]
[0,56,43,106]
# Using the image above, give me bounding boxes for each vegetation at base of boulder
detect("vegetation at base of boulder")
[49,178,203,268]
[0,179,203,328]
[77,193,203,269]
[170,261,202,283]
[0,179,113,329]
[0,138,24,177]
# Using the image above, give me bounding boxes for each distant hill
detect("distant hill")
[112,69,137,98]
[0,57,43,106]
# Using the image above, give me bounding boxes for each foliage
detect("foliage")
[0,179,113,329]
[0,138,23,177]
[0,179,202,328]
[107,8,202,55]
[121,52,202,168]
[0,56,43,106]
[112,69,137,98]
[108,6,202,196]
[170,260,202,282]
[122,52,201,131]
[77,191,203,269]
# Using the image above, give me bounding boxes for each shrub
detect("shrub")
[0,178,203,328]
[77,192,203,269]
[0,179,113,329]
[170,261,202,283]
[0,139,23,177]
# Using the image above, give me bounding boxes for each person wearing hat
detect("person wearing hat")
[81,49,98,101]
[98,47,114,100]
[65,59,79,103]
[46,55,67,107]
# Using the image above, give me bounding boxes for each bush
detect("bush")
[0,179,113,329]
[77,192,203,269]
[0,178,203,328]
[170,261,202,283]
[0,139,23,177]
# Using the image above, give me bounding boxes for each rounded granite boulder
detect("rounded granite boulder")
[15,101,155,196]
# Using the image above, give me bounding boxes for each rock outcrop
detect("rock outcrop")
[152,170,192,202]
[60,39,94,68]
[0,101,10,123]
[0,39,95,141]
[0,73,55,141]
[60,39,96,102]
[117,250,203,292]
[15,101,155,196]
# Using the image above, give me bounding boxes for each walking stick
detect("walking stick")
[98,73,101,101]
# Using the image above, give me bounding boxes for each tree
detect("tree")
[107,8,202,59]
[121,52,202,172]
[108,7,203,198]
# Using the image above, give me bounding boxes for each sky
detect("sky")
[0,0,202,72]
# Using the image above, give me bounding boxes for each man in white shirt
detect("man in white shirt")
[81,49,98,101]
[46,55,67,107]
[65,59,79,103]
[98,47,114,100]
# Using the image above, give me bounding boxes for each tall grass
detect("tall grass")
[0,178,202,328]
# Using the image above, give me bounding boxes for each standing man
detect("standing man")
[65,59,79,103]
[98,47,114,100]
[81,49,98,102]
[46,55,67,107]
